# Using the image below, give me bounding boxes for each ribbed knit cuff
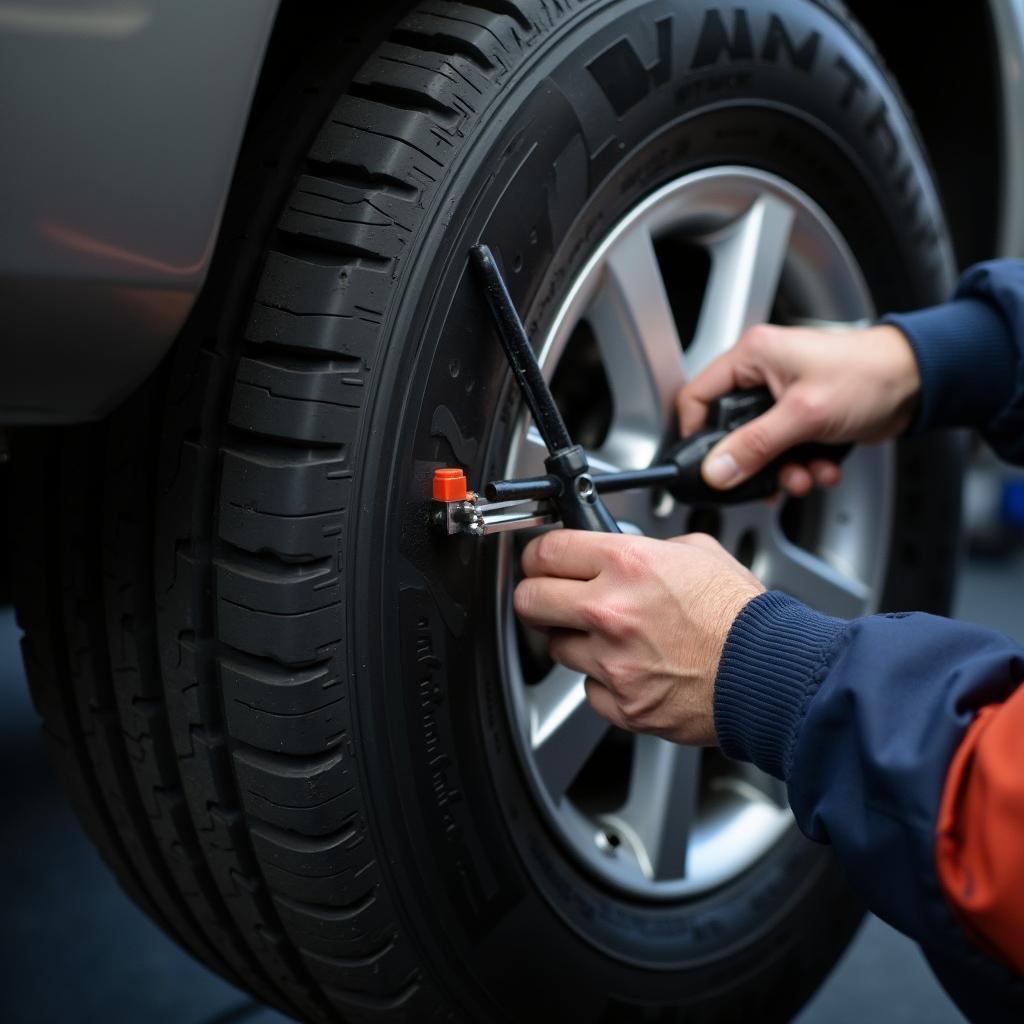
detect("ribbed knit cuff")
[714,591,846,780]
[881,298,1016,434]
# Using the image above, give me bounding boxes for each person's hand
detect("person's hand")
[514,530,765,746]
[677,323,921,496]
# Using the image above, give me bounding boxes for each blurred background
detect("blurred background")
[4,449,1022,1024]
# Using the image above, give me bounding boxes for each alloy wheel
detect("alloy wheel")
[498,167,894,899]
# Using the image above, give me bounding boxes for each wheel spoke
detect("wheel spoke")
[528,664,610,800]
[758,525,871,619]
[499,168,884,897]
[687,193,795,374]
[518,426,551,479]
[732,762,789,808]
[717,501,776,555]
[605,736,701,881]
[587,225,686,468]
[786,317,872,332]
[580,446,622,477]
[522,425,621,476]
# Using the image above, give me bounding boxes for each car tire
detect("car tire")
[12,1,961,1021]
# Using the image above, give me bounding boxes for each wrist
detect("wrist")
[870,323,921,429]
[881,298,1017,433]
[713,591,846,778]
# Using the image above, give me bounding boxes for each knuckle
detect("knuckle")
[583,597,629,638]
[603,602,635,640]
[535,529,569,569]
[513,580,536,617]
[593,653,617,684]
[619,705,640,730]
[611,540,651,578]
[619,694,654,730]
[613,612,640,642]
[581,599,610,632]
[597,653,629,686]
[683,531,719,551]
[790,389,827,430]
[741,323,775,354]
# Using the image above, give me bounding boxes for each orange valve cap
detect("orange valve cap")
[433,468,468,502]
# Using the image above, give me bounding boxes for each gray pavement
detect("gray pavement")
[4,553,1020,1023]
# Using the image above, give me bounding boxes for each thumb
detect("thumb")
[702,398,815,489]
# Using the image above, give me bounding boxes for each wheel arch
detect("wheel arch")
[0,0,280,426]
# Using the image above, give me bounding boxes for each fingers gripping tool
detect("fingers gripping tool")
[431,245,850,538]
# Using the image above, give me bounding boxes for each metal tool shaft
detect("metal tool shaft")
[486,464,679,503]
[470,245,574,454]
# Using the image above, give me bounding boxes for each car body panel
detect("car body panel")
[0,0,278,422]
[0,0,1020,423]
[993,0,1024,258]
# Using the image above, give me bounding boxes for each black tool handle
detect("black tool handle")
[666,386,851,505]
[470,245,574,454]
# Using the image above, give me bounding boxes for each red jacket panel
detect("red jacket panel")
[937,682,1024,974]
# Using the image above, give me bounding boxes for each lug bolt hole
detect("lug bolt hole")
[652,488,675,519]
[685,506,722,538]
[596,829,622,856]
[736,529,757,569]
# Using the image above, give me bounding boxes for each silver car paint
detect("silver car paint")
[0,0,1021,424]
[993,0,1024,258]
[0,0,278,423]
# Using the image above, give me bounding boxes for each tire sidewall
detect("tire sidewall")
[353,1,955,1017]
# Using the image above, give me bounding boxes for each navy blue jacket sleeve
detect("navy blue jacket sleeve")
[712,260,1024,1016]
[882,259,1024,463]
[715,593,1024,1019]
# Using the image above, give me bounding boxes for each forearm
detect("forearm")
[715,594,1023,963]
[882,259,1024,463]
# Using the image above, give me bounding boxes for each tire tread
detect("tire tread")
[11,1,569,1020]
